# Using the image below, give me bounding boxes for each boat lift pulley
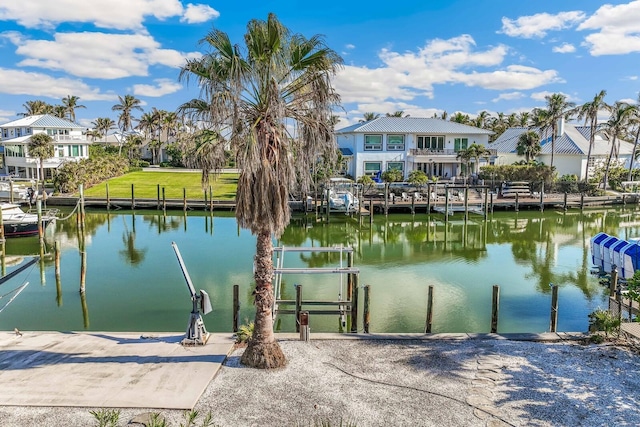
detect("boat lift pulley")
[171,242,212,345]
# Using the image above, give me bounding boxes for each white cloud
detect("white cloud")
[530,91,578,103]
[0,67,117,100]
[0,109,15,123]
[181,3,220,24]
[618,98,637,104]
[492,92,525,102]
[333,35,561,104]
[577,1,640,55]
[552,43,576,53]
[345,44,355,49]
[132,79,182,96]
[8,32,201,79]
[0,0,184,30]
[500,11,586,38]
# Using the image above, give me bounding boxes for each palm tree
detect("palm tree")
[627,93,640,182]
[516,130,542,163]
[62,95,86,122]
[28,133,55,195]
[450,112,470,124]
[577,90,608,181]
[530,108,551,152]
[386,111,409,117]
[19,100,53,117]
[112,95,143,133]
[544,93,575,169]
[516,111,530,127]
[92,117,116,142]
[179,13,342,368]
[52,105,67,119]
[600,102,636,189]
[359,112,380,122]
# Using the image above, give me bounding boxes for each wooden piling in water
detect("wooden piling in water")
[183,188,187,212]
[157,184,160,210]
[490,191,494,214]
[162,187,166,212]
[233,284,239,333]
[209,186,213,212]
[425,285,434,333]
[369,197,374,225]
[539,183,544,212]
[363,285,370,333]
[295,284,302,333]
[384,183,389,216]
[55,241,61,282]
[550,284,559,332]
[37,200,43,240]
[0,205,4,241]
[131,184,135,210]
[563,192,568,211]
[580,193,584,210]
[445,187,450,223]
[204,190,208,211]
[515,192,519,212]
[9,181,14,204]
[106,183,110,210]
[483,187,489,220]
[491,285,500,333]
[347,252,354,300]
[351,275,359,333]
[411,192,415,215]
[610,266,618,298]
[463,186,469,221]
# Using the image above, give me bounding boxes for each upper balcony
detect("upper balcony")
[408,148,497,160]
[53,134,88,142]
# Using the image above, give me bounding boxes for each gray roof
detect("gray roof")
[490,124,634,156]
[1,114,84,129]
[336,117,493,135]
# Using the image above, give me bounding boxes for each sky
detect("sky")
[0,0,639,130]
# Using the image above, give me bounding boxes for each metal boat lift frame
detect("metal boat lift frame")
[272,246,360,332]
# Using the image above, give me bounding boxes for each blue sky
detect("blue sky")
[0,0,639,129]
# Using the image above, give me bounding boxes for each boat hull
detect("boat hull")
[3,219,54,238]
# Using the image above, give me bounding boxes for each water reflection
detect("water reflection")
[1,207,637,334]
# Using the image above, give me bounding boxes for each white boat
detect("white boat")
[327,178,359,213]
[0,181,37,201]
[1,203,57,238]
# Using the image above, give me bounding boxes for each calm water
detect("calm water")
[1,206,636,334]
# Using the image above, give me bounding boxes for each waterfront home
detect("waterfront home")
[335,117,494,181]
[0,114,90,180]
[489,119,635,180]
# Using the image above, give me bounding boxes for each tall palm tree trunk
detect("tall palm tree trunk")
[240,230,286,368]
[584,118,596,181]
[602,136,617,189]
[628,128,640,182]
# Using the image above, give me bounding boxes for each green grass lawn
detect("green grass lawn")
[82,171,239,200]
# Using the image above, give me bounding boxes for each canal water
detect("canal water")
[0,207,636,334]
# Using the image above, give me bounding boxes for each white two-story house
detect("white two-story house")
[336,117,494,181]
[0,114,91,180]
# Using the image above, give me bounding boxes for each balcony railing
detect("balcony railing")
[409,148,497,156]
[52,135,87,142]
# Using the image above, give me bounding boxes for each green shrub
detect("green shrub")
[90,408,120,427]
[236,320,254,343]
[588,308,620,338]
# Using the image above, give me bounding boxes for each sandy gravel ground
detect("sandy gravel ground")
[1,337,640,427]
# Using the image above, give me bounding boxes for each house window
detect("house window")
[454,138,468,152]
[364,134,382,151]
[417,136,444,150]
[387,162,404,172]
[387,135,405,151]
[2,128,7,138]
[5,145,24,157]
[364,161,382,177]
[70,145,84,156]
[57,145,65,157]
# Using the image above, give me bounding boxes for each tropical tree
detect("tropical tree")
[407,169,428,192]
[600,102,636,189]
[381,169,403,182]
[52,105,67,119]
[386,111,409,117]
[544,93,575,169]
[62,95,86,122]
[92,117,116,142]
[530,107,551,151]
[577,90,608,181]
[516,130,542,163]
[472,110,490,129]
[179,13,343,368]
[360,112,380,122]
[19,100,53,117]
[450,112,470,124]
[112,95,143,133]
[627,93,640,182]
[28,133,55,195]
[516,111,530,127]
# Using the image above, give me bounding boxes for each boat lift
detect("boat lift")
[272,246,360,332]
[171,242,213,345]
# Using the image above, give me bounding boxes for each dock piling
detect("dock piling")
[425,285,434,333]
[233,284,239,333]
[550,284,559,332]
[363,285,370,333]
[491,285,500,333]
